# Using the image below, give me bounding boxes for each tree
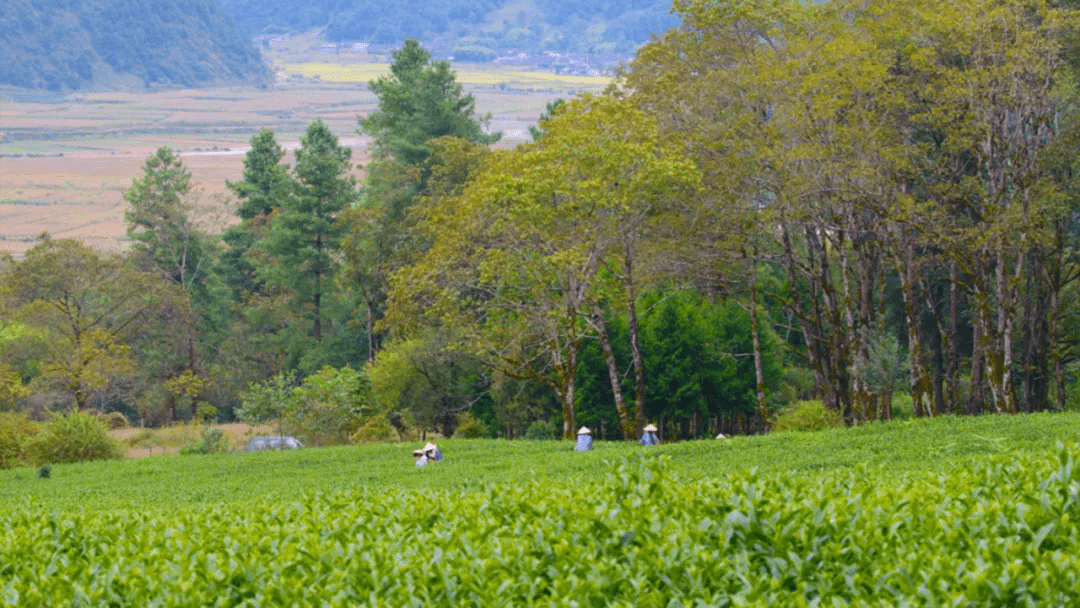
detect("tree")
[4,238,171,410]
[256,119,356,343]
[359,38,500,167]
[124,146,218,373]
[221,129,291,299]
[347,38,502,363]
[529,98,565,141]
[384,96,698,439]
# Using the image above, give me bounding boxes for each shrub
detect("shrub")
[26,410,124,465]
[454,412,489,439]
[772,400,844,433]
[350,415,396,444]
[524,419,557,441]
[180,428,230,455]
[99,411,129,430]
[0,412,41,469]
[125,428,155,448]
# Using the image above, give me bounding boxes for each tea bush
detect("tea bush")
[453,412,489,438]
[3,413,1080,604]
[350,414,396,444]
[772,399,844,432]
[0,412,40,469]
[25,410,123,465]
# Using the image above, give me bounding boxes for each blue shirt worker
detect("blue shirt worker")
[639,423,659,446]
[424,442,443,462]
[574,426,594,451]
[413,449,428,467]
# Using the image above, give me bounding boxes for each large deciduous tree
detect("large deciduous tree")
[385,96,698,438]
[4,239,171,410]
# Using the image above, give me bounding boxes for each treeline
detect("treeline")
[0,0,267,91]
[220,0,677,55]
[6,0,1080,445]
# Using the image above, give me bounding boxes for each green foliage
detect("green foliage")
[180,427,229,455]
[219,0,676,55]
[4,238,169,410]
[288,366,374,445]
[528,98,565,141]
[0,412,40,470]
[0,363,30,411]
[3,415,1080,603]
[772,400,845,433]
[237,372,298,433]
[350,414,396,444]
[453,412,488,438]
[25,410,123,466]
[0,0,268,91]
[255,119,356,344]
[360,39,499,166]
[239,366,375,446]
[97,411,129,430]
[523,419,558,440]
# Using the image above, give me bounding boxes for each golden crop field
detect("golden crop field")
[282,61,612,90]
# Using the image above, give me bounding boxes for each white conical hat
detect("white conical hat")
[412,449,425,456]
[423,443,437,452]
[715,433,726,439]
[577,426,591,435]
[643,424,657,432]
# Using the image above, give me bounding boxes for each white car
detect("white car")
[247,436,304,451]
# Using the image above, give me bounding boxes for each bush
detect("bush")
[772,400,844,433]
[26,410,124,465]
[0,412,41,469]
[454,412,489,439]
[524,419,557,440]
[98,411,129,430]
[350,415,396,444]
[180,427,230,455]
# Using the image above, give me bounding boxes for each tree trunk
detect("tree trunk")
[743,247,770,432]
[946,261,960,414]
[591,303,634,439]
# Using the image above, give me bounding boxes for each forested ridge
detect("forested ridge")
[220,0,678,55]
[0,0,268,91]
[4,0,1080,450]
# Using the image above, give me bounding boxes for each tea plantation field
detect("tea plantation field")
[3,413,1080,605]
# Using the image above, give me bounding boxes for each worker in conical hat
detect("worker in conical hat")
[574,426,593,451]
[424,442,443,463]
[413,449,428,467]
[639,423,659,446]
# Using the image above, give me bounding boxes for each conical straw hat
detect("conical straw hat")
[577,426,591,435]
[643,424,657,432]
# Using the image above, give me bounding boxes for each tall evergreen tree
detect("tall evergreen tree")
[257,120,356,343]
[359,38,500,167]
[221,129,291,299]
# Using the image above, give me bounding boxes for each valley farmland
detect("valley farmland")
[0,58,602,257]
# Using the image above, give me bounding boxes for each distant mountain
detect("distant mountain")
[218,0,679,56]
[0,0,269,91]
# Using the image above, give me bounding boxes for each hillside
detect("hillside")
[0,0,269,91]
[220,0,679,56]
